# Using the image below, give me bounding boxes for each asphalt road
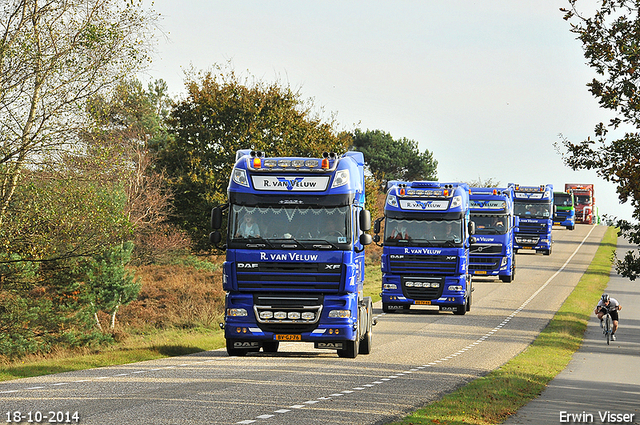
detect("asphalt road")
[0,225,606,425]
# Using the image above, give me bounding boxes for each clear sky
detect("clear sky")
[141,0,636,222]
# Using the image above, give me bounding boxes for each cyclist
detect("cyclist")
[595,293,622,341]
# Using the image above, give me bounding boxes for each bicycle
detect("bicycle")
[600,306,614,345]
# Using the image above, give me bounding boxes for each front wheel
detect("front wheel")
[226,340,248,356]
[262,341,279,353]
[453,299,467,315]
[605,315,612,345]
[337,338,359,358]
[358,298,373,355]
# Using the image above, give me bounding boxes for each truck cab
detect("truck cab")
[469,187,517,282]
[565,183,596,224]
[553,191,576,230]
[512,184,554,255]
[210,150,373,358]
[373,181,474,315]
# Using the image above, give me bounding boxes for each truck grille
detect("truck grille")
[389,255,458,275]
[469,256,501,271]
[236,262,342,292]
[518,222,547,233]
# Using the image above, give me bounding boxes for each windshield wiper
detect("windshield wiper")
[235,236,275,248]
[303,239,340,249]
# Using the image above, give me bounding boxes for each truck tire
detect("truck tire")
[500,274,513,283]
[226,340,248,357]
[358,298,373,355]
[338,338,359,358]
[262,341,279,353]
[453,300,467,315]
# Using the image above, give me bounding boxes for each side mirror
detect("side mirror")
[209,231,222,245]
[373,217,383,234]
[373,234,380,243]
[468,221,476,236]
[360,233,372,246]
[360,209,371,231]
[211,207,222,230]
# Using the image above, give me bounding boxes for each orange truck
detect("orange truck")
[564,184,595,224]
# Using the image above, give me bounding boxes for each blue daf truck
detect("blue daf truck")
[469,187,517,283]
[372,181,475,315]
[511,184,554,255]
[210,149,373,358]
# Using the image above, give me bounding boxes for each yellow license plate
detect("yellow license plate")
[523,246,533,250]
[475,271,487,275]
[415,300,431,305]
[275,334,302,341]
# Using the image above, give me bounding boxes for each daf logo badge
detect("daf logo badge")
[238,263,259,269]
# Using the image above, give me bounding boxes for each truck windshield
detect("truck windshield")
[230,204,350,244]
[514,201,551,219]
[575,195,591,204]
[554,194,573,207]
[384,218,463,246]
[471,214,508,235]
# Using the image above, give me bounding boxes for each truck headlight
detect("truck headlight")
[450,195,462,208]
[448,285,463,291]
[331,169,350,188]
[386,194,398,207]
[227,308,248,317]
[301,312,315,320]
[383,283,397,290]
[328,310,351,318]
[259,311,273,319]
[501,257,508,267]
[232,168,249,187]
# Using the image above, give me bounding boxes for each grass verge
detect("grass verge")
[0,328,225,382]
[389,226,618,425]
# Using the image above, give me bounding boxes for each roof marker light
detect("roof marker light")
[321,153,330,169]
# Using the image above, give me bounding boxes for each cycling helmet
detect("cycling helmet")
[601,293,610,303]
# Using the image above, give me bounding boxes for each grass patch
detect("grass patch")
[0,327,225,382]
[365,258,382,303]
[391,226,618,425]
